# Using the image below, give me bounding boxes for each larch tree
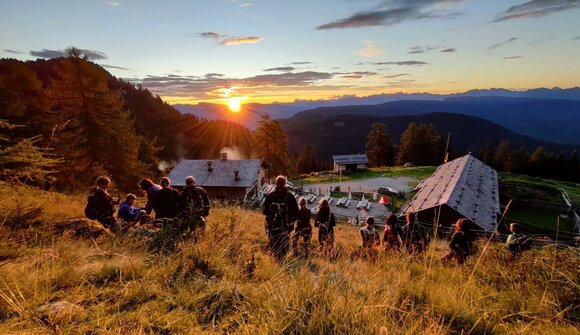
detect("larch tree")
[252,114,291,178]
[366,122,394,167]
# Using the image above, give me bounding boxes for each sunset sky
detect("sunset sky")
[1,0,579,105]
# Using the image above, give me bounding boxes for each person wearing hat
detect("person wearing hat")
[360,216,380,248]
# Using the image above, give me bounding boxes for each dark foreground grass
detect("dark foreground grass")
[0,182,578,334]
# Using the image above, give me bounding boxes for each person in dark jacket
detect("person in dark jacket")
[292,197,312,257]
[152,177,181,219]
[138,178,161,215]
[505,223,530,255]
[85,176,118,228]
[263,175,299,260]
[400,212,430,253]
[315,198,336,255]
[360,217,380,248]
[383,214,402,251]
[179,176,210,231]
[117,194,148,224]
[442,218,475,265]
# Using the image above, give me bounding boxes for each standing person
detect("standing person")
[85,176,119,228]
[383,214,402,251]
[179,176,210,232]
[263,176,298,261]
[138,178,161,215]
[360,217,380,248]
[441,219,475,265]
[293,197,312,257]
[400,212,430,253]
[315,198,336,255]
[152,177,181,219]
[117,194,149,225]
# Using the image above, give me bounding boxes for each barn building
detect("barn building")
[167,152,268,202]
[399,154,500,231]
[333,154,369,173]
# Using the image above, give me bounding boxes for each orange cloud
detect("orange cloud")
[221,36,264,45]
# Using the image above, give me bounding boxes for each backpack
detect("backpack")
[84,189,97,220]
[267,190,290,232]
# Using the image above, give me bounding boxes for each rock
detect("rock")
[37,300,84,321]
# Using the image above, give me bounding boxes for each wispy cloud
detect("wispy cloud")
[106,0,121,7]
[290,61,313,65]
[384,73,410,78]
[369,60,428,66]
[102,64,130,70]
[198,32,264,45]
[3,49,25,55]
[354,40,383,58]
[263,66,296,72]
[240,3,254,8]
[316,0,464,30]
[29,48,107,60]
[492,0,579,22]
[408,45,457,54]
[487,37,518,49]
[503,55,523,59]
[572,35,580,40]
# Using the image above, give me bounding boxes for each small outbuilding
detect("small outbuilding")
[333,154,369,173]
[399,154,500,231]
[167,152,268,201]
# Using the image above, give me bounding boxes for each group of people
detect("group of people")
[84,175,210,233]
[263,175,337,260]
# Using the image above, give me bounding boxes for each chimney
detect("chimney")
[221,152,228,161]
[207,161,213,171]
[234,170,240,181]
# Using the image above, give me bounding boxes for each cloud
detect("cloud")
[316,0,464,30]
[503,55,523,59]
[487,37,518,49]
[102,64,130,71]
[492,0,579,22]
[340,71,379,79]
[372,60,428,66]
[572,35,580,40]
[106,0,121,6]
[290,61,313,65]
[29,48,107,60]
[205,73,224,78]
[198,32,264,45]
[384,73,410,78]
[3,49,25,55]
[354,40,383,58]
[134,71,335,99]
[221,36,264,45]
[408,45,457,54]
[240,3,254,7]
[263,66,296,72]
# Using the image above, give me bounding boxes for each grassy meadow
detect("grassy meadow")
[292,166,437,185]
[0,182,578,334]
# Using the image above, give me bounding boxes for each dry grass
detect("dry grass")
[0,182,578,334]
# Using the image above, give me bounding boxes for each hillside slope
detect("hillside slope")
[281,112,570,162]
[0,183,578,334]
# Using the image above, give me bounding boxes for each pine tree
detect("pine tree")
[296,145,318,174]
[252,115,291,177]
[529,146,547,176]
[511,146,530,174]
[366,122,394,167]
[479,141,494,166]
[396,123,444,166]
[494,140,512,172]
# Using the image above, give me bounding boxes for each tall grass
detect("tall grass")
[0,183,578,334]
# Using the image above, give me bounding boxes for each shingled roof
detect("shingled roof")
[333,154,369,165]
[401,154,500,231]
[167,159,263,188]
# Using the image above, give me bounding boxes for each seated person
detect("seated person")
[360,217,380,248]
[441,218,475,265]
[383,214,402,251]
[85,176,119,229]
[117,194,149,225]
[505,223,530,254]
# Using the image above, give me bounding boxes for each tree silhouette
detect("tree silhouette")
[365,122,393,167]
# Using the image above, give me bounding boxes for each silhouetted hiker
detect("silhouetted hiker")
[401,212,430,253]
[505,223,531,255]
[293,197,312,257]
[442,218,475,265]
[179,176,210,231]
[138,178,161,215]
[360,217,380,248]
[263,175,299,260]
[152,177,181,219]
[383,214,403,251]
[117,194,149,225]
[315,198,336,255]
[85,176,118,228]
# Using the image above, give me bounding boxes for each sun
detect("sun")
[227,97,242,113]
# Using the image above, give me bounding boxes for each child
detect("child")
[360,217,380,248]
[293,197,312,257]
[315,198,336,255]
